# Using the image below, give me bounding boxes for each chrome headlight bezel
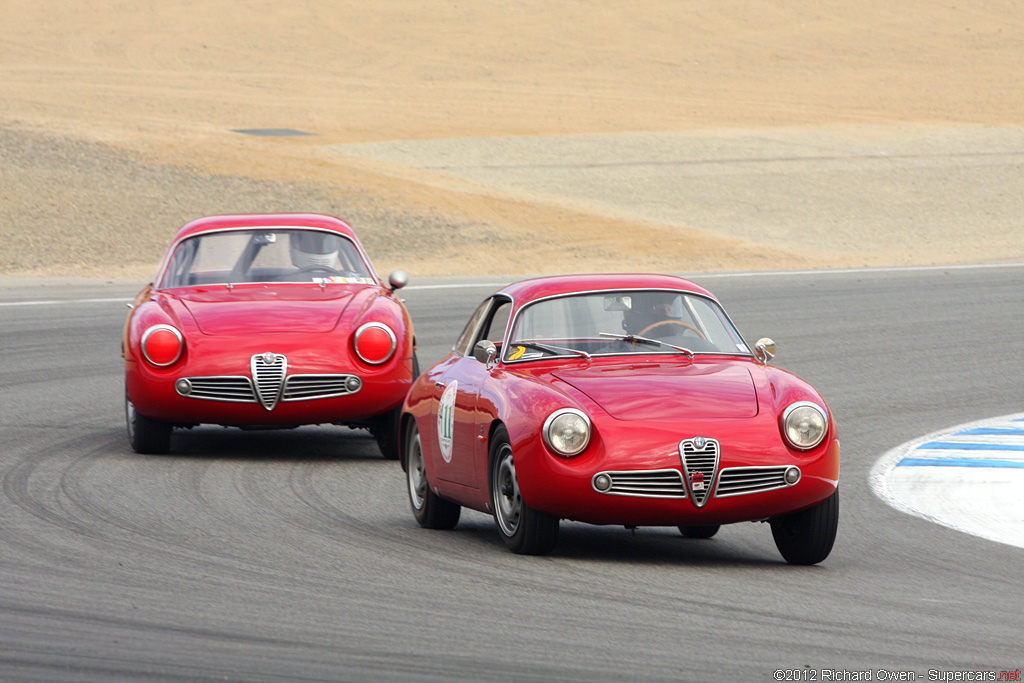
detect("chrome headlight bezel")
[542,408,592,457]
[140,323,184,367]
[782,401,828,450]
[353,322,397,365]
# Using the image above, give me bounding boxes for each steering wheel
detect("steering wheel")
[295,265,342,277]
[637,320,707,339]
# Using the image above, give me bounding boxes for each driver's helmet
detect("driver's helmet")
[623,291,683,335]
[289,231,341,270]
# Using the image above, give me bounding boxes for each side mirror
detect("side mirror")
[754,337,777,364]
[473,340,498,366]
[388,270,409,291]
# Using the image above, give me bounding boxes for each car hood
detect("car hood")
[552,362,759,420]
[175,287,360,335]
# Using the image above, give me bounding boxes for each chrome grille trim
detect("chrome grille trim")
[679,437,720,508]
[178,376,257,402]
[251,353,287,411]
[592,469,687,498]
[282,375,361,401]
[715,466,798,498]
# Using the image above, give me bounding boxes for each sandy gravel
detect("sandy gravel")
[1,0,1022,279]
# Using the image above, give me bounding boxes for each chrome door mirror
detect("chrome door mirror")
[754,337,777,364]
[473,340,498,366]
[387,270,409,291]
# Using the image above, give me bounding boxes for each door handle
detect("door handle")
[435,381,445,389]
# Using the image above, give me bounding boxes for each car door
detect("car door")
[432,296,512,489]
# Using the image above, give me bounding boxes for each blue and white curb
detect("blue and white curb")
[869,413,1024,549]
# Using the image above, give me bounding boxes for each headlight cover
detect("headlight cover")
[782,401,828,450]
[354,322,397,365]
[141,324,184,367]
[543,408,591,457]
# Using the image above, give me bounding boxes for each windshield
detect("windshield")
[159,229,375,288]
[504,290,751,362]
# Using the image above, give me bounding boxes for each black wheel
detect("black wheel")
[770,489,839,565]
[375,351,420,460]
[373,405,402,460]
[490,425,558,555]
[125,389,171,454]
[406,420,460,529]
[678,524,721,539]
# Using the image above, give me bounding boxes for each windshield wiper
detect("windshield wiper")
[598,332,694,358]
[513,340,591,360]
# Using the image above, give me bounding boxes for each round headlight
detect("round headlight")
[354,322,397,365]
[141,324,184,367]
[782,401,828,450]
[543,408,591,457]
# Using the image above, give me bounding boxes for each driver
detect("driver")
[623,292,684,338]
[289,231,342,271]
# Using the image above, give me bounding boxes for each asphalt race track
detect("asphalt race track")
[1,265,1023,681]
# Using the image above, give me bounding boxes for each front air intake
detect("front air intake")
[251,352,287,410]
[679,437,720,508]
[591,469,687,498]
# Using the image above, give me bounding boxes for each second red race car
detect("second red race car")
[122,213,416,458]
[400,274,839,564]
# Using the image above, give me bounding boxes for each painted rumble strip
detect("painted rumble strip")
[900,458,1024,469]
[870,413,1024,549]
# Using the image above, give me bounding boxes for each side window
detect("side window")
[454,299,493,357]
[480,299,512,343]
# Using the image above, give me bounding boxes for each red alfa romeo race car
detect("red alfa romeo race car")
[400,274,839,564]
[122,213,416,457]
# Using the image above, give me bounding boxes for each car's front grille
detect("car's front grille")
[251,353,287,410]
[282,375,361,401]
[183,376,257,402]
[715,466,795,498]
[680,438,720,508]
[592,469,687,498]
[176,354,362,409]
[591,442,796,504]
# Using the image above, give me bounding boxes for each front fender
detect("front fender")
[481,372,604,511]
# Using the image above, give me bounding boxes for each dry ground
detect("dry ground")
[1,0,1022,279]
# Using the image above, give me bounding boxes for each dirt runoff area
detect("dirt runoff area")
[1,0,1022,280]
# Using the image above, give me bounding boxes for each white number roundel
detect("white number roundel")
[437,380,458,463]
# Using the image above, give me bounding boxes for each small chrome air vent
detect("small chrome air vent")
[282,374,362,401]
[679,437,720,508]
[591,469,687,498]
[176,376,256,403]
[251,352,287,411]
[715,466,800,498]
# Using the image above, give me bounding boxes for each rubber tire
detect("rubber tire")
[125,389,171,455]
[770,489,839,565]
[374,352,419,460]
[374,405,402,460]
[490,425,559,555]
[406,420,460,529]
[678,524,721,539]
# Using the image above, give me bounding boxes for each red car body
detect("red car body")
[122,213,415,456]
[401,273,840,564]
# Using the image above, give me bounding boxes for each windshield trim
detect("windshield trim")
[500,287,753,365]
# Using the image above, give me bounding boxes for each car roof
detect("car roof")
[169,213,360,242]
[497,273,718,303]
